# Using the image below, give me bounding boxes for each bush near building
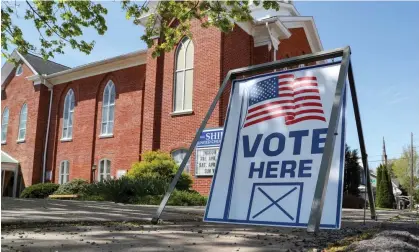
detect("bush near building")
[83,176,168,203]
[53,179,89,195]
[20,183,59,198]
[19,151,207,206]
[127,150,193,191]
[134,190,207,206]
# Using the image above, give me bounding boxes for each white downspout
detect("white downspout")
[42,77,53,183]
[266,22,279,68]
[273,48,277,61]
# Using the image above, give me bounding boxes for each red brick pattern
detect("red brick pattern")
[1,63,47,185]
[142,20,223,194]
[46,66,145,183]
[2,25,315,196]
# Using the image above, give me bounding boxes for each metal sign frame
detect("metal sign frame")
[151,46,376,232]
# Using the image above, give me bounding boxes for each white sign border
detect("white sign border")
[203,62,347,229]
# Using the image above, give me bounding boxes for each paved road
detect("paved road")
[1,198,418,252]
[0,197,409,225]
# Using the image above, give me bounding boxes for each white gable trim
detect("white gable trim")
[1,50,38,88]
[15,51,38,75]
[1,150,19,164]
[252,19,291,48]
[44,50,147,85]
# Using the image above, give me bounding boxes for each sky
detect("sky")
[2,1,418,170]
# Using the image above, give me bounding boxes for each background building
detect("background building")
[1,2,323,195]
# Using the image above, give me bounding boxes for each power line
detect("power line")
[368,157,409,162]
[367,146,419,159]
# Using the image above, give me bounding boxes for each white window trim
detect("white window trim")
[98,159,111,182]
[99,134,114,139]
[15,64,23,76]
[100,81,116,137]
[59,160,70,184]
[17,104,27,142]
[61,89,75,141]
[2,107,9,144]
[170,109,193,116]
[173,37,194,112]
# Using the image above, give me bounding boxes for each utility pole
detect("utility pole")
[411,133,414,211]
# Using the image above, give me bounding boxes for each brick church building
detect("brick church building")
[1,2,323,196]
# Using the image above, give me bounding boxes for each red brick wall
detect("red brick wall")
[2,25,316,196]
[142,20,223,195]
[93,66,145,181]
[219,25,253,127]
[47,65,145,183]
[142,41,163,153]
[1,63,47,186]
[33,84,51,183]
[142,24,315,195]
[277,28,313,60]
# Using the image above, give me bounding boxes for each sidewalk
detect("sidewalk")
[1,197,204,224]
[2,197,416,225]
[2,198,418,252]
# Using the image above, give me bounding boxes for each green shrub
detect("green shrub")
[80,194,106,202]
[167,190,207,206]
[20,183,59,198]
[133,190,207,206]
[53,179,89,195]
[86,176,169,203]
[127,150,193,191]
[134,195,163,205]
[176,173,193,191]
[376,164,394,208]
[128,151,175,178]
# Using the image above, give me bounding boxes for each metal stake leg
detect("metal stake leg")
[307,47,351,232]
[348,62,376,220]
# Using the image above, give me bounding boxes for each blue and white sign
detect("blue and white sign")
[197,128,223,148]
[204,62,347,229]
[196,128,223,176]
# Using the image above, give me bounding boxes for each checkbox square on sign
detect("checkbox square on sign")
[247,182,304,224]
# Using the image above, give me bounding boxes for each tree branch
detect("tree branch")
[25,0,70,43]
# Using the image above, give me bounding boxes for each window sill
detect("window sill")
[60,138,73,142]
[1,142,6,145]
[99,134,114,139]
[16,139,25,144]
[171,110,194,117]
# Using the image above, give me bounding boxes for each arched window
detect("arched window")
[1,107,9,144]
[15,64,23,76]
[174,37,194,112]
[17,104,27,141]
[101,81,116,136]
[171,149,191,174]
[59,160,70,184]
[98,159,111,182]
[62,89,75,140]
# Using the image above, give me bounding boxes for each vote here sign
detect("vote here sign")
[204,62,347,229]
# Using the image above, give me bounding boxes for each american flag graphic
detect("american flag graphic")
[243,74,326,128]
